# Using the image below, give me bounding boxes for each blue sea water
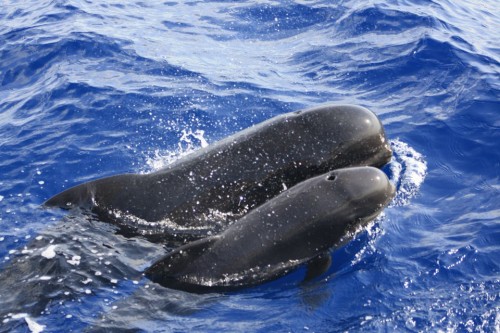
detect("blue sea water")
[0,0,499,332]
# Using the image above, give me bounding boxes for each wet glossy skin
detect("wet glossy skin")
[145,167,395,292]
[45,104,392,233]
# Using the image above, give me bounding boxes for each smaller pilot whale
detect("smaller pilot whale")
[145,167,395,292]
[44,104,392,241]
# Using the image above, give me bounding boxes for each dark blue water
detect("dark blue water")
[1,0,499,332]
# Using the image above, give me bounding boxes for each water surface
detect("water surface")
[0,0,499,332]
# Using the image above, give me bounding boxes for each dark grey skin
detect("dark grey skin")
[145,167,395,292]
[44,104,392,241]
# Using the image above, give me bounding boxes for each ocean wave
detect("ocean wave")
[0,0,498,331]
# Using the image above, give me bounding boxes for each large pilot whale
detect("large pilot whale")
[145,167,395,292]
[44,104,392,241]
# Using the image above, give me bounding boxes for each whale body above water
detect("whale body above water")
[44,104,394,291]
[45,104,392,240]
[146,166,395,292]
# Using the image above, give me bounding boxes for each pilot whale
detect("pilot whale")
[44,104,392,241]
[145,166,395,292]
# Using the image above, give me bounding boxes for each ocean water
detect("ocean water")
[0,0,499,332]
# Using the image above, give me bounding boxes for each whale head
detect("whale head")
[315,166,395,241]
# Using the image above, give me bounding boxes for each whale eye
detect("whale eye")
[326,174,337,181]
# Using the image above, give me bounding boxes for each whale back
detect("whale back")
[44,105,392,241]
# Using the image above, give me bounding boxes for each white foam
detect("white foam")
[389,139,427,206]
[351,219,384,265]
[108,207,238,237]
[182,129,208,148]
[144,128,209,172]
[9,315,45,333]
[11,313,28,319]
[183,259,305,287]
[21,247,33,254]
[41,245,56,259]
[67,255,81,266]
[82,278,92,284]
